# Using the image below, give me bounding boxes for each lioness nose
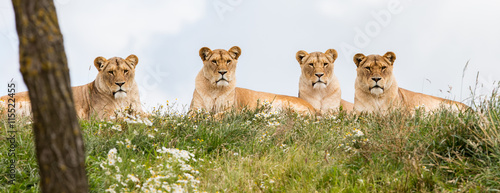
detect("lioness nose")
[315,73,324,78]
[372,77,381,82]
[115,82,125,87]
[218,71,227,75]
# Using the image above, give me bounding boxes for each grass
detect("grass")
[1,93,500,192]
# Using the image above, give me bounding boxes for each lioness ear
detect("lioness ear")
[383,51,396,65]
[199,47,212,61]
[94,56,107,71]
[353,53,366,67]
[126,54,139,67]
[295,50,309,64]
[325,49,338,62]
[228,46,241,60]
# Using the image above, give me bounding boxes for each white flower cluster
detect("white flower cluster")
[101,147,204,193]
[105,148,122,166]
[266,117,280,127]
[138,147,202,192]
[124,114,153,126]
[279,143,289,153]
[116,138,137,150]
[260,100,273,108]
[338,128,370,153]
[254,111,279,119]
[253,104,282,127]
[259,131,269,143]
[325,114,341,124]
[111,124,122,131]
[156,147,196,164]
[353,128,364,137]
[112,110,153,126]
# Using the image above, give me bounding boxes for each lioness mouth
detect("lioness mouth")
[312,81,326,87]
[216,79,228,83]
[370,85,384,90]
[113,90,126,95]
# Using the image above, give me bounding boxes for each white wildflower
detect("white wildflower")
[107,148,118,166]
[127,174,140,183]
[115,174,122,182]
[111,125,122,131]
[353,129,364,137]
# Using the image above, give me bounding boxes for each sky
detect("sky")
[1,0,499,112]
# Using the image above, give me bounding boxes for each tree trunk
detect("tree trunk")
[11,1,89,192]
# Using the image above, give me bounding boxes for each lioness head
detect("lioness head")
[94,55,139,99]
[199,46,241,87]
[296,49,338,89]
[353,52,396,96]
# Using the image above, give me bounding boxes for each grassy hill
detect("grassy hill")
[1,95,499,192]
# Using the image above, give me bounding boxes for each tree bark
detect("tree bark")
[11,1,88,192]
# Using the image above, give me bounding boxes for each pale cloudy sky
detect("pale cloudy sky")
[1,0,499,111]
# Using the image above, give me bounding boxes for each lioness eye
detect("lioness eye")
[211,60,217,64]
[124,70,129,73]
[381,66,387,70]
[227,60,231,64]
[324,63,328,67]
[108,71,114,75]
[309,63,314,67]
[365,67,371,71]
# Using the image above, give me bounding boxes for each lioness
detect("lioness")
[353,52,468,113]
[0,55,143,119]
[190,46,315,115]
[296,49,354,113]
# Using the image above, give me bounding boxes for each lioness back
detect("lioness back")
[340,100,354,112]
[353,52,468,113]
[0,91,32,117]
[235,87,315,113]
[398,88,468,111]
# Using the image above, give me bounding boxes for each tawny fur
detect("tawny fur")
[296,49,353,114]
[0,55,143,120]
[190,46,315,115]
[353,52,468,113]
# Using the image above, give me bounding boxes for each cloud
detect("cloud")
[57,0,206,54]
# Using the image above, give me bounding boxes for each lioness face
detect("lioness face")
[296,49,338,89]
[353,52,396,96]
[94,55,139,99]
[199,46,241,87]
